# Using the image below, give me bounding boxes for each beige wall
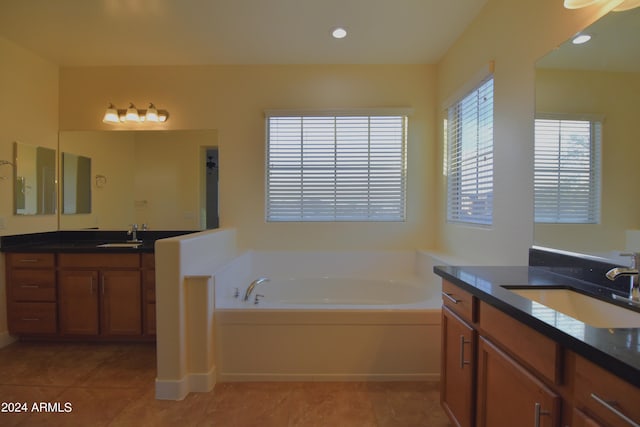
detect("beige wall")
[534,69,640,253]
[435,0,613,265]
[0,36,59,342]
[59,65,437,251]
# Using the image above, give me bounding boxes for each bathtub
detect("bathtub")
[214,251,443,382]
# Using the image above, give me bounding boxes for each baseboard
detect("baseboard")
[155,367,217,400]
[0,331,16,349]
[155,378,191,401]
[188,366,217,392]
[218,372,439,382]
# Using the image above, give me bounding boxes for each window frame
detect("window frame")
[265,109,409,223]
[445,75,495,226]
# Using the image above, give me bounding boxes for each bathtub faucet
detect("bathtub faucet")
[243,277,269,301]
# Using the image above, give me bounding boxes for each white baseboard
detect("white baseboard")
[155,367,217,400]
[188,367,217,392]
[0,332,16,349]
[218,372,439,382]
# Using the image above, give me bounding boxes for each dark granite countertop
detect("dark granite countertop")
[434,263,640,388]
[0,230,198,254]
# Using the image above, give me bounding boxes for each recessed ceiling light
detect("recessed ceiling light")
[572,34,592,44]
[332,27,347,39]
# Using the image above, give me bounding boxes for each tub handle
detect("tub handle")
[442,292,461,304]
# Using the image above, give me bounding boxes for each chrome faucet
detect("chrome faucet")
[127,224,142,243]
[605,252,640,305]
[243,277,269,301]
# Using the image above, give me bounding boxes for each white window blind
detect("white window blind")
[534,117,601,223]
[266,114,407,222]
[446,76,494,225]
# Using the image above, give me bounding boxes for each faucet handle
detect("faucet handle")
[620,252,640,269]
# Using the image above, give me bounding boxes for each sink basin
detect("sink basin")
[96,242,142,248]
[507,288,640,328]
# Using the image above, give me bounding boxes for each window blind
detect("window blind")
[266,114,407,222]
[446,76,494,225]
[534,118,601,223]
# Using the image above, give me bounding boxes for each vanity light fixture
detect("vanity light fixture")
[564,0,640,10]
[102,102,169,124]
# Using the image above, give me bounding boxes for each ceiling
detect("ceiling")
[0,0,487,66]
[537,6,640,72]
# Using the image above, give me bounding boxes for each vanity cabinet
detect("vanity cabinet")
[476,337,560,427]
[441,306,476,427]
[6,253,57,335]
[58,253,142,337]
[441,280,478,427]
[142,253,156,336]
[572,352,640,427]
[440,279,640,427]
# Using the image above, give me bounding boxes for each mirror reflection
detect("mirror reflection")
[57,130,219,231]
[534,8,640,257]
[61,152,91,214]
[13,141,56,215]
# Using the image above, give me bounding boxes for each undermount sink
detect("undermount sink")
[96,242,142,248]
[506,288,640,328]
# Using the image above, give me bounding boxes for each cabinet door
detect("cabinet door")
[101,270,142,336]
[477,337,561,427]
[441,306,475,427]
[58,270,99,335]
[573,408,603,427]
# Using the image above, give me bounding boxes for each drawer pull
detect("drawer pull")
[534,402,551,427]
[19,284,40,288]
[442,292,461,304]
[21,317,41,321]
[459,335,471,369]
[591,393,640,427]
[18,259,39,263]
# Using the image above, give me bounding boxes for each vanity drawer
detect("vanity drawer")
[479,301,560,385]
[442,280,476,323]
[7,253,55,269]
[58,253,140,268]
[8,302,57,334]
[574,354,640,427]
[9,270,56,301]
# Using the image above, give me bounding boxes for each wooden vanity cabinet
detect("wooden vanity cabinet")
[6,253,57,335]
[440,281,477,427]
[58,253,142,337]
[440,279,640,427]
[476,337,561,427]
[142,253,156,336]
[572,353,640,427]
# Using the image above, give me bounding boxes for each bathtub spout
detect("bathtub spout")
[243,277,269,301]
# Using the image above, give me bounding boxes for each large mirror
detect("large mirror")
[13,141,57,215]
[61,152,92,214]
[534,7,640,258]
[57,130,219,231]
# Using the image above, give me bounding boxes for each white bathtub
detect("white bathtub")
[220,276,437,309]
[214,251,443,382]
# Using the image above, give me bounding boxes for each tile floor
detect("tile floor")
[0,341,451,426]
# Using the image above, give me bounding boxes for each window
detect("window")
[534,116,601,223]
[266,113,407,222]
[446,77,494,225]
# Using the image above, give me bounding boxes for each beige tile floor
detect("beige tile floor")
[0,341,451,426]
